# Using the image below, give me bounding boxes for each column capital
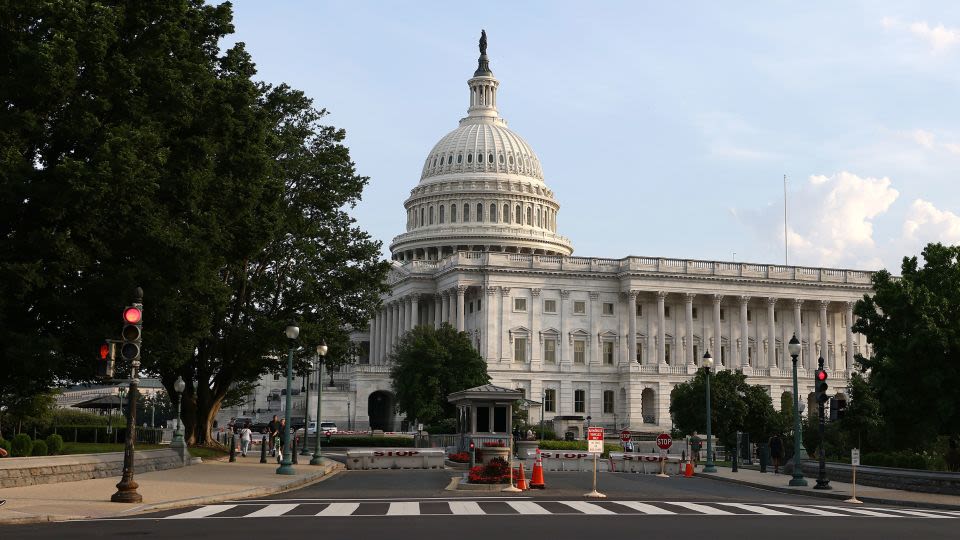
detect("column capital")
[433,293,442,301]
[767,297,777,307]
[684,292,695,303]
[739,295,751,305]
[486,286,497,296]
[410,294,419,305]
[500,287,511,296]
[712,294,723,305]
[656,291,668,300]
[456,285,468,295]
[628,290,639,299]
[793,298,804,308]
[845,300,855,311]
[531,288,542,297]
[560,289,571,299]
[819,299,830,309]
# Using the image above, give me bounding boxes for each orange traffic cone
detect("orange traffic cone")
[516,462,528,490]
[684,459,695,477]
[530,449,545,489]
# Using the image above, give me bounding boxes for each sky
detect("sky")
[225,1,960,272]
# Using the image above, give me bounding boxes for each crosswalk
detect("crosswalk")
[156,500,960,520]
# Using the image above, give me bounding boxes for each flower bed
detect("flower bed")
[468,456,510,484]
[482,441,506,447]
[448,451,470,463]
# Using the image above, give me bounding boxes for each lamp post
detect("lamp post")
[702,351,717,473]
[814,357,832,490]
[172,376,186,444]
[300,358,313,456]
[539,389,546,442]
[310,341,328,465]
[277,322,299,475]
[788,334,809,486]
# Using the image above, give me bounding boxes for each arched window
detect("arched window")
[432,158,437,167]
[503,203,509,223]
[477,153,482,163]
[463,203,470,222]
[488,153,494,164]
[509,155,514,165]
[451,204,457,223]
[490,203,498,223]
[447,155,453,165]
[439,205,445,223]
[467,153,472,163]
[515,205,521,224]
[498,154,504,164]
[476,203,483,222]
[457,154,463,164]
[526,206,532,225]
[536,208,540,227]
[429,206,434,225]
[419,207,424,227]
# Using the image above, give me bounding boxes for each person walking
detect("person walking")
[275,418,287,463]
[769,433,784,474]
[239,424,252,457]
[267,415,280,457]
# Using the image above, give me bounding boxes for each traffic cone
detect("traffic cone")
[516,462,528,490]
[530,449,545,489]
[684,459,695,477]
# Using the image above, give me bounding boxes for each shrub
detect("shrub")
[11,434,33,457]
[31,439,48,456]
[0,438,10,456]
[862,451,929,470]
[321,436,414,447]
[45,434,64,455]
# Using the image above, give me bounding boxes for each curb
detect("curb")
[698,472,960,511]
[0,460,344,525]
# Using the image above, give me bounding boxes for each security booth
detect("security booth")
[448,384,523,464]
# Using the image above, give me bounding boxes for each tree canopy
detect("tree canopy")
[0,1,389,444]
[390,324,490,425]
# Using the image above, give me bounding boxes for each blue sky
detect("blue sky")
[226,1,960,271]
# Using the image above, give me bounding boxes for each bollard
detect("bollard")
[229,434,237,462]
[292,436,298,464]
[260,434,268,463]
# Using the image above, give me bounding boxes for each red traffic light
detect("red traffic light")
[99,343,110,360]
[817,369,828,381]
[123,306,142,324]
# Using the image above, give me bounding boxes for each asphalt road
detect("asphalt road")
[4,469,958,540]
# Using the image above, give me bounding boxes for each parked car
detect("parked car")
[295,421,338,439]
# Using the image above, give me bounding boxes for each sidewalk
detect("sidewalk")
[699,466,960,510]
[0,456,342,525]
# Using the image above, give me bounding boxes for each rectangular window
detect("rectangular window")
[720,347,727,365]
[603,390,615,413]
[477,299,481,311]
[544,339,556,363]
[514,298,527,312]
[636,345,643,363]
[469,301,474,313]
[574,340,586,363]
[603,341,614,364]
[747,310,752,322]
[544,389,556,412]
[273,373,280,381]
[720,308,726,321]
[665,306,671,318]
[665,343,671,365]
[774,311,779,322]
[693,345,700,364]
[514,337,527,362]
[636,304,643,317]
[544,299,557,313]
[574,301,586,314]
[602,302,614,315]
[748,347,753,366]
[574,389,585,413]
[692,307,698,320]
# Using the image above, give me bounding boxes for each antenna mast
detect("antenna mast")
[783,174,789,266]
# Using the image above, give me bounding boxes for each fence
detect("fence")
[49,425,166,445]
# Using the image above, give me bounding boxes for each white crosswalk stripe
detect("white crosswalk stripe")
[155,500,960,520]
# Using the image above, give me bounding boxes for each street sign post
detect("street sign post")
[656,433,672,478]
[585,427,605,498]
[620,429,631,443]
[845,449,863,504]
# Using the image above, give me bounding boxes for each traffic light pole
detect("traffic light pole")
[814,357,832,490]
[112,287,143,503]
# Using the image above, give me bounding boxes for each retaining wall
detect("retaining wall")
[0,448,185,488]
[800,461,960,496]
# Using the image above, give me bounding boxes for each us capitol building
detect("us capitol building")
[286,35,874,434]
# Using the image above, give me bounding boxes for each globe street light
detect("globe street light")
[788,334,809,486]
[310,341,328,465]
[172,376,186,444]
[277,322,299,475]
[702,351,717,473]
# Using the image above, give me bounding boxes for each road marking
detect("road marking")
[812,506,895,517]
[165,505,237,519]
[244,504,298,517]
[386,502,420,516]
[557,501,616,515]
[880,508,954,519]
[664,502,735,515]
[507,501,551,515]
[316,503,360,516]
[448,501,485,515]
[718,503,792,515]
[766,504,853,516]
[611,501,677,515]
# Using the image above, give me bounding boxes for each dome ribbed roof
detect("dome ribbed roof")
[420,121,543,182]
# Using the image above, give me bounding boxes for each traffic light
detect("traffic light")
[97,341,115,378]
[120,304,143,362]
[815,367,829,405]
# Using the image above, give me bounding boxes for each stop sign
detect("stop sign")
[656,433,673,450]
[620,429,631,442]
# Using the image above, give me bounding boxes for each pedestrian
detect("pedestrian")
[526,428,534,440]
[239,424,252,457]
[769,433,784,474]
[275,418,287,463]
[690,434,702,467]
[267,415,280,456]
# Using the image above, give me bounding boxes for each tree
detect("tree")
[390,324,490,425]
[670,370,777,450]
[854,243,960,449]
[0,1,389,445]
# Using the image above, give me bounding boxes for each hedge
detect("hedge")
[539,440,620,458]
[862,451,929,470]
[11,434,33,457]
[320,436,414,447]
[31,439,48,456]
[45,434,64,455]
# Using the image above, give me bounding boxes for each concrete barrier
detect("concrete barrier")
[608,452,682,474]
[345,448,445,470]
[0,449,185,488]
[523,450,594,471]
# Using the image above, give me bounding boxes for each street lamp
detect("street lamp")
[172,376,186,444]
[702,351,717,473]
[310,341,328,465]
[788,334,809,486]
[277,322,299,475]
[300,357,314,456]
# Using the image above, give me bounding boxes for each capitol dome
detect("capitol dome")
[390,33,573,261]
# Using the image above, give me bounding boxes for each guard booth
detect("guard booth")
[447,384,523,463]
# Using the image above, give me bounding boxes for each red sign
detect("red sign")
[587,427,604,441]
[620,429,631,442]
[656,433,673,450]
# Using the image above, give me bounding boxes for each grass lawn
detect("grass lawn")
[61,442,164,454]
[188,446,229,460]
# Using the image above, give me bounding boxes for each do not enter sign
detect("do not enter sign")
[656,433,673,450]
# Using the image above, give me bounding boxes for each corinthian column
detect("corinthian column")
[740,296,750,367]
[457,285,467,332]
[713,295,723,368]
[628,291,638,364]
[684,293,695,365]
[767,297,777,368]
[845,301,854,373]
[819,300,829,369]
[657,291,667,365]
[793,299,803,369]
[434,294,442,328]
[411,295,420,330]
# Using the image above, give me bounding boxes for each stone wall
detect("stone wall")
[800,460,960,495]
[0,449,185,488]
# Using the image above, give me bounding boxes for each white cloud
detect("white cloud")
[902,199,960,244]
[901,128,960,155]
[882,16,960,53]
[909,129,936,148]
[944,143,960,155]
